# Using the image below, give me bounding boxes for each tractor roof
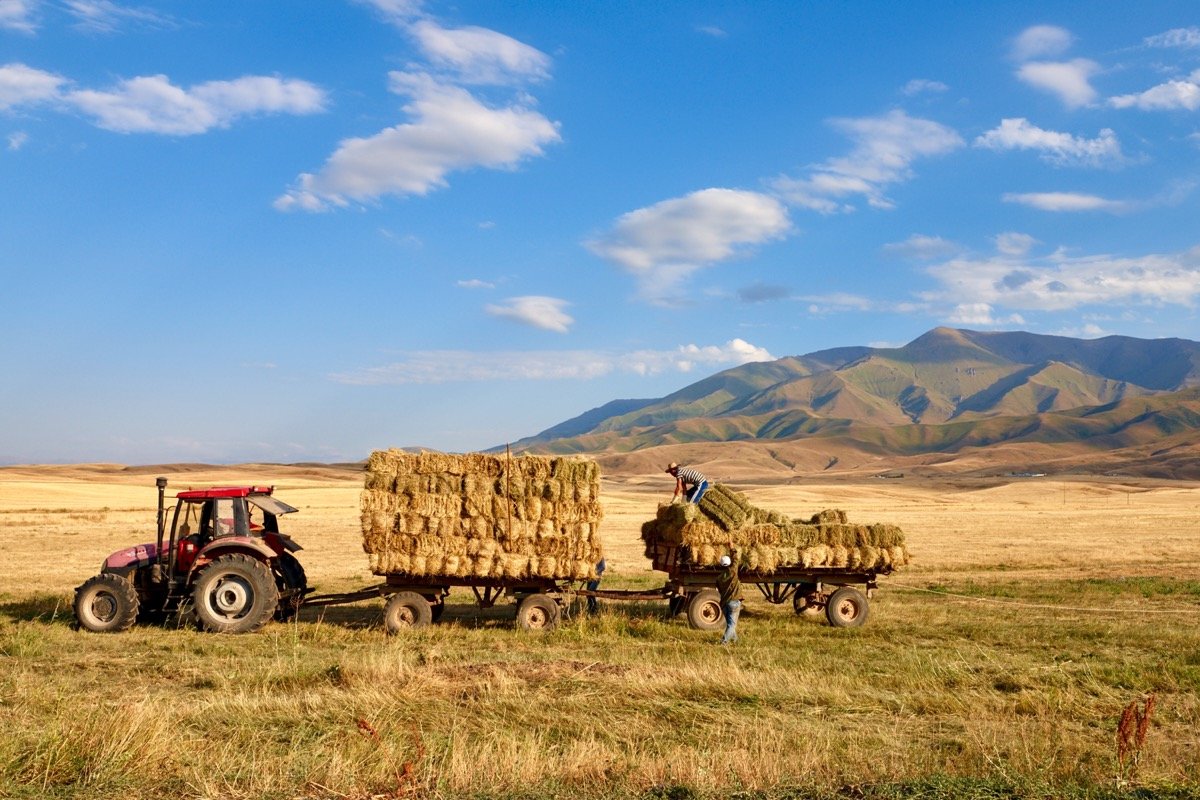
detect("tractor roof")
[175,486,274,500]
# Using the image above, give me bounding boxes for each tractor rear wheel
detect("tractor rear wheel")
[383,591,432,633]
[74,574,139,633]
[192,554,279,634]
[685,589,724,631]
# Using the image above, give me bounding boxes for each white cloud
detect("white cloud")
[1144,27,1200,49]
[697,25,727,38]
[276,71,559,211]
[1002,191,1128,213]
[354,0,423,25]
[925,249,1200,312]
[994,232,1038,257]
[882,234,960,260]
[974,118,1123,167]
[1012,25,1073,61]
[456,278,495,289]
[330,339,774,384]
[0,63,66,109]
[586,188,791,302]
[799,292,876,314]
[1017,59,1100,108]
[901,78,948,96]
[1110,70,1200,111]
[0,0,35,33]
[946,303,1024,326]
[769,110,964,213]
[65,74,326,134]
[410,19,551,85]
[485,295,573,333]
[64,1,175,34]
[7,131,27,150]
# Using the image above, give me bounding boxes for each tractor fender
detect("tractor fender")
[188,537,276,579]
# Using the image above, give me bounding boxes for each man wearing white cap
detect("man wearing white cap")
[665,462,709,504]
[716,553,743,645]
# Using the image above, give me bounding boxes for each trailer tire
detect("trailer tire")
[74,574,139,633]
[685,589,724,631]
[825,586,868,628]
[516,593,559,632]
[193,554,279,634]
[384,591,432,633]
[792,583,823,617]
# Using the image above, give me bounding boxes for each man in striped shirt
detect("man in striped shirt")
[666,462,709,504]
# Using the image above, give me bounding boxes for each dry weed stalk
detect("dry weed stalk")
[1116,693,1156,779]
[355,718,427,798]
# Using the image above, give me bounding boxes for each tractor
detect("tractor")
[73,478,308,634]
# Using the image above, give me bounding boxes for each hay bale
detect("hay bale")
[361,449,604,580]
[639,483,910,574]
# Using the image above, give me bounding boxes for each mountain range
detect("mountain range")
[511,328,1200,479]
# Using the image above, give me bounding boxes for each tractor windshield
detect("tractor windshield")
[248,495,298,517]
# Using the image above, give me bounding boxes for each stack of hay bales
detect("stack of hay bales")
[641,483,909,573]
[361,450,604,581]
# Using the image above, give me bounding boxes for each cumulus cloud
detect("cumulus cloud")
[330,339,775,384]
[975,118,1124,167]
[275,72,560,211]
[485,295,573,333]
[410,19,551,85]
[924,248,1200,313]
[586,188,791,303]
[1017,59,1100,108]
[946,303,1025,326]
[1109,69,1200,111]
[1002,191,1129,213]
[1011,25,1073,61]
[769,110,964,213]
[0,0,35,33]
[64,74,326,135]
[0,63,66,109]
[1144,27,1200,49]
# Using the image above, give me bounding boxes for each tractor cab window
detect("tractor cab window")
[200,498,249,540]
[176,501,202,540]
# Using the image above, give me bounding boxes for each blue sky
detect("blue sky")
[2,1,1199,464]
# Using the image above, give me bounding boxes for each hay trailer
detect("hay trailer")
[641,543,885,630]
[304,575,575,634]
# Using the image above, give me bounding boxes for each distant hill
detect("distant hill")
[509,328,1200,479]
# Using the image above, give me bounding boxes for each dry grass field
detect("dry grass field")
[1,463,1199,799]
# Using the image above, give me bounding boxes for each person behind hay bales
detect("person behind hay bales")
[586,557,606,613]
[666,462,709,504]
[716,554,743,645]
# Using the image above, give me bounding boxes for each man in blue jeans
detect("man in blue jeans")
[666,462,709,504]
[716,554,743,645]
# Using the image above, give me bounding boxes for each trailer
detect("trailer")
[303,541,889,634]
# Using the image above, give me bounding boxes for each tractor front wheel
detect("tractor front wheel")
[192,554,279,634]
[74,574,139,633]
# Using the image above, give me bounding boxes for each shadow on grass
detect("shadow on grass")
[0,593,73,625]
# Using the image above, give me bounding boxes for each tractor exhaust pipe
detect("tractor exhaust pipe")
[153,477,168,582]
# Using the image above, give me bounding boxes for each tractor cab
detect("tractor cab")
[167,487,301,574]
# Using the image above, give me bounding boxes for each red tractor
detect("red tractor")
[74,478,308,634]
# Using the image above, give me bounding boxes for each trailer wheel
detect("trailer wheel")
[792,583,823,617]
[516,593,560,632]
[192,554,279,634]
[74,574,139,633]
[685,589,724,631]
[384,591,433,633]
[825,586,868,628]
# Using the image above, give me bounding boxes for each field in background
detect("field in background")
[1,465,1199,799]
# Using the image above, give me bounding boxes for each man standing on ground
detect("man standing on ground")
[666,462,709,504]
[716,553,743,645]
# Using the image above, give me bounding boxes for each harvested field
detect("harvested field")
[1,464,1198,800]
